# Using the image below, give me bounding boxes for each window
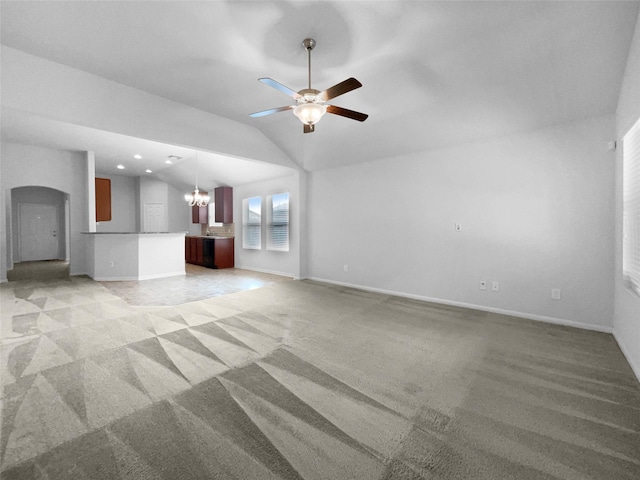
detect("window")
[623,117,640,295]
[242,197,262,249]
[267,192,289,251]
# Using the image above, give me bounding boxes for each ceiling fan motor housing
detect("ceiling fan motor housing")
[297,89,323,103]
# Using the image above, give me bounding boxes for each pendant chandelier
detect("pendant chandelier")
[184,151,210,207]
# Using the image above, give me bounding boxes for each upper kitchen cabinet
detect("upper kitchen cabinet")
[95,177,111,222]
[215,186,233,224]
[192,205,208,224]
[191,191,209,224]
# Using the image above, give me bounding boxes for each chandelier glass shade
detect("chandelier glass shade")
[184,188,210,207]
[184,151,210,207]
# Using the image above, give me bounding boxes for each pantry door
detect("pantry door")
[143,202,166,232]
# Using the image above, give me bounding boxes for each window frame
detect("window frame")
[267,192,290,252]
[623,116,640,296]
[242,196,262,250]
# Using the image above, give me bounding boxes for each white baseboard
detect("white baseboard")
[613,330,640,383]
[138,271,185,281]
[91,276,139,281]
[235,265,296,280]
[90,271,185,281]
[307,277,613,334]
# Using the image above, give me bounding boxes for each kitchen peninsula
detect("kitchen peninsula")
[84,232,186,281]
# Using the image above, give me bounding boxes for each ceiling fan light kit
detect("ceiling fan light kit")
[293,102,326,125]
[250,38,368,133]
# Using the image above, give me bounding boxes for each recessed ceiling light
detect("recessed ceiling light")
[145,169,152,173]
[134,154,142,159]
[117,164,125,169]
[165,160,172,164]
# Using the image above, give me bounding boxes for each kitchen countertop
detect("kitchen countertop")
[187,235,235,239]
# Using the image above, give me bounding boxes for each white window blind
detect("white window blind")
[623,117,640,295]
[242,197,262,250]
[267,192,289,252]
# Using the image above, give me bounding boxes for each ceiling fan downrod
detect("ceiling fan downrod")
[302,38,315,90]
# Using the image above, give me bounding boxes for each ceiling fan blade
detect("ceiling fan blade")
[249,105,294,118]
[259,78,301,99]
[304,124,315,134]
[319,77,362,101]
[326,105,368,122]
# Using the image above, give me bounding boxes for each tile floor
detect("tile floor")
[6,261,293,307]
[99,264,293,306]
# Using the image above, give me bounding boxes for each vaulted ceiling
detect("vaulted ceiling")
[1,1,638,189]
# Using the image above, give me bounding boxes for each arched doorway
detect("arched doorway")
[6,186,71,281]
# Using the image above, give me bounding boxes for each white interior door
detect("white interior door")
[143,203,166,232]
[19,203,59,261]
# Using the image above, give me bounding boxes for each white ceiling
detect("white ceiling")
[0,107,295,192]
[1,1,638,184]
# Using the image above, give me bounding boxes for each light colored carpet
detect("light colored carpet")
[1,277,639,479]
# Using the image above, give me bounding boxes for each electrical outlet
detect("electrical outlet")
[455,223,462,231]
[109,261,115,267]
[551,288,561,300]
[343,264,349,272]
[492,281,500,292]
[479,281,487,290]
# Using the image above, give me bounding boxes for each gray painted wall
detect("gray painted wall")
[11,186,67,262]
[95,174,137,233]
[308,115,615,331]
[1,143,88,278]
[234,172,303,278]
[137,177,190,233]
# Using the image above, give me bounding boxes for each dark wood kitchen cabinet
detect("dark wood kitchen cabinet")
[185,237,192,263]
[185,236,234,269]
[191,192,209,224]
[213,237,234,269]
[195,237,204,265]
[186,236,208,266]
[95,177,111,222]
[214,187,233,224]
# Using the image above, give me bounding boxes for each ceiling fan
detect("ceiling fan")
[250,38,368,133]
